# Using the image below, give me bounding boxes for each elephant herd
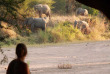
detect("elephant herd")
[24,4,90,34]
[24,4,51,32]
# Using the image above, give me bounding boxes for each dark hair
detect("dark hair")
[16,43,27,58]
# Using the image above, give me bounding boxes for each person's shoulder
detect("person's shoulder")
[9,59,17,65]
[9,59,28,67]
[8,59,17,68]
[21,61,28,68]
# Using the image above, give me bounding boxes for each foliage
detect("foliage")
[0,21,85,45]
[52,0,99,15]
[52,0,66,13]
[28,21,85,43]
[81,4,99,16]
[20,0,55,17]
[23,0,55,10]
[0,0,25,23]
[0,13,110,45]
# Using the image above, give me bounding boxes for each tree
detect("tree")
[23,0,55,12]
[52,0,66,13]
[0,0,25,24]
[0,0,25,64]
[65,0,99,15]
[81,5,99,16]
[65,0,75,14]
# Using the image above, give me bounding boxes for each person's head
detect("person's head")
[16,43,27,59]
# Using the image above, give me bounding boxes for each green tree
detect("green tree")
[0,0,25,24]
[81,4,99,16]
[23,0,55,11]
[65,0,75,13]
[0,0,25,64]
[52,0,66,13]
[22,0,55,17]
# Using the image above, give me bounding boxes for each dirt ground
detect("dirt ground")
[1,40,110,74]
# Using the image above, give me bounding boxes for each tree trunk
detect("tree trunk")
[65,0,75,14]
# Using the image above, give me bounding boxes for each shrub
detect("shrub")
[82,4,99,16]
[36,30,49,43]
[47,21,85,42]
[49,30,63,43]
[19,0,55,17]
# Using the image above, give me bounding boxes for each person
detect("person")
[6,43,30,74]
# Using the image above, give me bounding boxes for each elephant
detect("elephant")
[24,17,49,32]
[76,8,88,16]
[74,20,91,34]
[76,0,110,19]
[34,4,51,19]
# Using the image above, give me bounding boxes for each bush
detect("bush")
[48,21,85,42]
[23,0,55,11]
[75,2,99,16]
[81,4,99,16]
[26,21,85,44]
[19,0,55,17]
[36,30,50,43]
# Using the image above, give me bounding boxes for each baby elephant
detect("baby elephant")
[74,20,91,34]
[76,8,88,16]
[24,17,49,32]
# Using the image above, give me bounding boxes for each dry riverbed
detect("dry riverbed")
[1,40,110,74]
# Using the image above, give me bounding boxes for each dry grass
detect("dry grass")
[48,14,80,27]
[1,22,8,28]
[0,14,110,45]
[0,28,17,38]
[48,14,109,40]
[0,22,18,38]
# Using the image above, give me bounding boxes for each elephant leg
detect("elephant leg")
[76,24,78,29]
[84,29,87,34]
[81,28,85,34]
[49,14,51,19]
[31,24,35,32]
[86,28,91,34]
[39,11,42,18]
[42,28,45,31]
[35,11,38,17]
[42,24,46,32]
[46,12,51,19]
[45,24,46,31]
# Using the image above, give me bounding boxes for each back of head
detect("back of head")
[16,43,27,58]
